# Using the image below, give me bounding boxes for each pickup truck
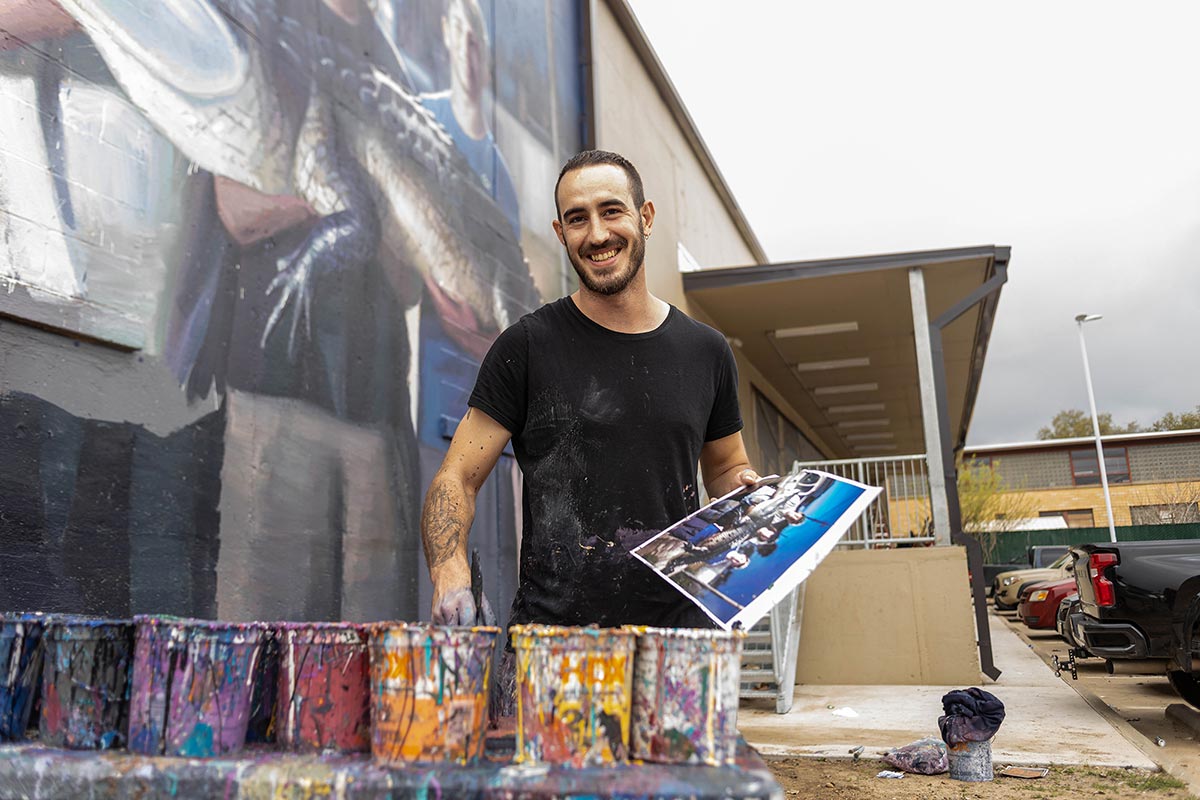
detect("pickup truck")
[1067,540,1200,709]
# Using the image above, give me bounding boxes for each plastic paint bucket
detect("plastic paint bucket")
[38,617,134,749]
[630,626,745,766]
[947,738,994,781]
[276,622,370,752]
[510,625,635,767]
[0,613,48,741]
[369,624,498,765]
[127,616,267,757]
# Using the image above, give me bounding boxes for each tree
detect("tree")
[956,458,1039,563]
[1148,406,1200,432]
[1037,409,1140,440]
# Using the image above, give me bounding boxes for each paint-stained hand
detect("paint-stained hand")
[738,468,762,486]
[432,586,496,627]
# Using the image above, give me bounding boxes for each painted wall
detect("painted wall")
[0,0,582,622]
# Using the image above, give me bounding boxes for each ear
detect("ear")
[640,199,656,238]
[552,218,565,246]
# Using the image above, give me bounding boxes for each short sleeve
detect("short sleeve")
[705,339,744,442]
[468,320,528,435]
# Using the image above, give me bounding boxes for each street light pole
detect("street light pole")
[1075,314,1117,543]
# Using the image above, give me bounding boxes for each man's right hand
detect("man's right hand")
[432,585,497,627]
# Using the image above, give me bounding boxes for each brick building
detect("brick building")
[964,429,1200,528]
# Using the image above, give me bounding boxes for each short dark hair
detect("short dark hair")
[554,150,645,218]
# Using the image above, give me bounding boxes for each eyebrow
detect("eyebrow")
[561,198,628,219]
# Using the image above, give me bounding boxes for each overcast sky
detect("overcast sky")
[628,0,1200,446]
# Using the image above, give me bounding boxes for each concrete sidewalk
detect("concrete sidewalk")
[737,609,1156,768]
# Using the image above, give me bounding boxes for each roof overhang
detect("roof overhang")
[684,245,1010,459]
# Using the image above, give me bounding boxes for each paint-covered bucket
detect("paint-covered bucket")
[38,617,134,749]
[127,616,267,757]
[369,624,498,765]
[276,622,370,752]
[245,626,280,744]
[510,625,635,767]
[947,738,993,781]
[0,613,48,741]
[629,626,745,766]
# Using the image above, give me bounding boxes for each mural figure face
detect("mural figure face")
[553,164,655,297]
[442,0,487,104]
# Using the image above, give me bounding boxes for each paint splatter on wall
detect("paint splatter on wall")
[0,0,583,623]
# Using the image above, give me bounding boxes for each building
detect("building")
[0,0,1004,686]
[965,429,1200,528]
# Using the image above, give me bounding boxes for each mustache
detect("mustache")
[581,236,629,256]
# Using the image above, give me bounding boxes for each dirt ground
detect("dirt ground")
[767,758,1196,800]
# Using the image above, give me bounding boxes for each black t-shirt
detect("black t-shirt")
[468,296,743,628]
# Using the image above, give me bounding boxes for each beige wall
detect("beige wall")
[795,547,981,685]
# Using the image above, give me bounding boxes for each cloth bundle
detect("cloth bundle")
[938,687,1005,745]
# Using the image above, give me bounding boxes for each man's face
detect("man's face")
[553,164,654,297]
[443,0,486,102]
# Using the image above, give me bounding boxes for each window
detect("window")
[1041,508,1096,528]
[753,388,822,475]
[1069,447,1130,486]
[1130,503,1200,525]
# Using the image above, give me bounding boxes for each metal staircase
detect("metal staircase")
[739,584,804,714]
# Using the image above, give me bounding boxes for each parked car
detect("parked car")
[1067,540,1200,709]
[1057,594,1084,647]
[993,553,1073,611]
[984,546,1071,596]
[1017,577,1077,629]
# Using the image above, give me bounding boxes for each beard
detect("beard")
[568,230,646,296]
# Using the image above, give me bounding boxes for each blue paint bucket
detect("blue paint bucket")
[0,613,49,741]
[38,617,135,749]
[947,738,993,781]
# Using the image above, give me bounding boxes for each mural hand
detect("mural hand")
[432,586,497,627]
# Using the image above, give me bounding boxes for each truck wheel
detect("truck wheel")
[1167,670,1200,710]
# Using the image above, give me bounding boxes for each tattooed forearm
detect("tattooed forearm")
[422,477,473,571]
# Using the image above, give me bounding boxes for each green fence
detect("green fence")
[986,523,1200,565]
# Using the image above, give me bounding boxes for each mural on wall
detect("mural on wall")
[0,0,582,621]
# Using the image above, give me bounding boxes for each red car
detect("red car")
[1018,577,1078,629]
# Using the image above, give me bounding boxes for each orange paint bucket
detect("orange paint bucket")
[368,624,498,765]
[510,625,635,766]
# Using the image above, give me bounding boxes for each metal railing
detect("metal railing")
[793,454,936,547]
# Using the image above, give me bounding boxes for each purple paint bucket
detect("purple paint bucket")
[0,613,48,741]
[630,627,745,766]
[245,626,280,744]
[127,616,267,757]
[276,622,370,753]
[38,617,134,750]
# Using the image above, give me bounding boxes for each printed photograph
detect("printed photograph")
[633,469,881,629]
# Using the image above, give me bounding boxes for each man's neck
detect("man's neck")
[450,87,487,140]
[571,286,670,334]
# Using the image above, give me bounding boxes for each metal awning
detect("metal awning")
[684,245,1010,459]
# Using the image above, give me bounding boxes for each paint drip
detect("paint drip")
[127,616,267,757]
[629,626,745,765]
[276,622,370,753]
[0,613,48,741]
[369,624,498,765]
[245,626,280,744]
[38,617,134,750]
[510,624,634,767]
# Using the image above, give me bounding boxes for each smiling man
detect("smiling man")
[421,149,759,634]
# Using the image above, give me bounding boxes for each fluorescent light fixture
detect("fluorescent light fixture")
[853,444,898,452]
[837,419,890,428]
[813,383,878,395]
[775,321,858,339]
[793,357,870,372]
[845,432,895,441]
[826,403,885,414]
